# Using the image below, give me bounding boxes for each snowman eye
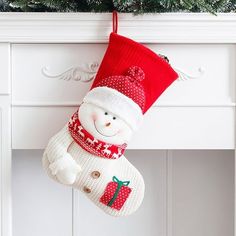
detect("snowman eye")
[113,117,116,120]
[104,112,108,115]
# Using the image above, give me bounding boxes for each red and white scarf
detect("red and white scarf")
[68,110,127,159]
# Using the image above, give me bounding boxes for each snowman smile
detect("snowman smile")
[93,121,118,137]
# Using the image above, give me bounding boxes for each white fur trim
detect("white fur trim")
[83,87,143,130]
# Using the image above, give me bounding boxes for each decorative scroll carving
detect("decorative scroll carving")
[175,67,205,81]
[42,62,99,82]
[42,58,204,82]
[158,54,205,81]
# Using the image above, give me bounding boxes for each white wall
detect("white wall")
[12,150,234,236]
[12,150,73,236]
[171,151,234,236]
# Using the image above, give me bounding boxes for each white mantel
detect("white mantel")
[0,13,236,43]
[0,13,236,236]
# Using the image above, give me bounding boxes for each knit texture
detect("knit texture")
[42,125,145,217]
[91,33,179,113]
[42,31,178,217]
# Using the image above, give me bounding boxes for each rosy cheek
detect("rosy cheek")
[91,113,97,121]
[117,129,123,134]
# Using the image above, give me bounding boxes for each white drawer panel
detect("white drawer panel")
[12,107,235,149]
[150,44,236,105]
[12,44,107,104]
[12,43,235,150]
[129,106,235,149]
[12,44,235,105]
[12,107,75,149]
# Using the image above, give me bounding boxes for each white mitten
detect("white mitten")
[49,153,81,185]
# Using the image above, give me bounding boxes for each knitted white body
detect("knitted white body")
[42,125,145,217]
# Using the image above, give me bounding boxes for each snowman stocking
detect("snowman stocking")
[42,12,178,217]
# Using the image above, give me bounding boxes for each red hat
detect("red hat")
[83,33,178,130]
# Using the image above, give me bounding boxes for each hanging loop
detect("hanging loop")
[112,10,118,33]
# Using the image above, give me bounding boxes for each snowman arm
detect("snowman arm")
[45,125,74,163]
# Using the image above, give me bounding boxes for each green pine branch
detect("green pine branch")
[2,0,236,13]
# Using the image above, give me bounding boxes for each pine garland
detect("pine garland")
[1,0,236,13]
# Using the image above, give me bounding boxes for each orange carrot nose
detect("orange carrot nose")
[105,122,111,127]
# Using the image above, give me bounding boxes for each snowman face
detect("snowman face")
[78,102,133,145]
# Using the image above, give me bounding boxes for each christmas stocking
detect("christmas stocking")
[42,12,178,217]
